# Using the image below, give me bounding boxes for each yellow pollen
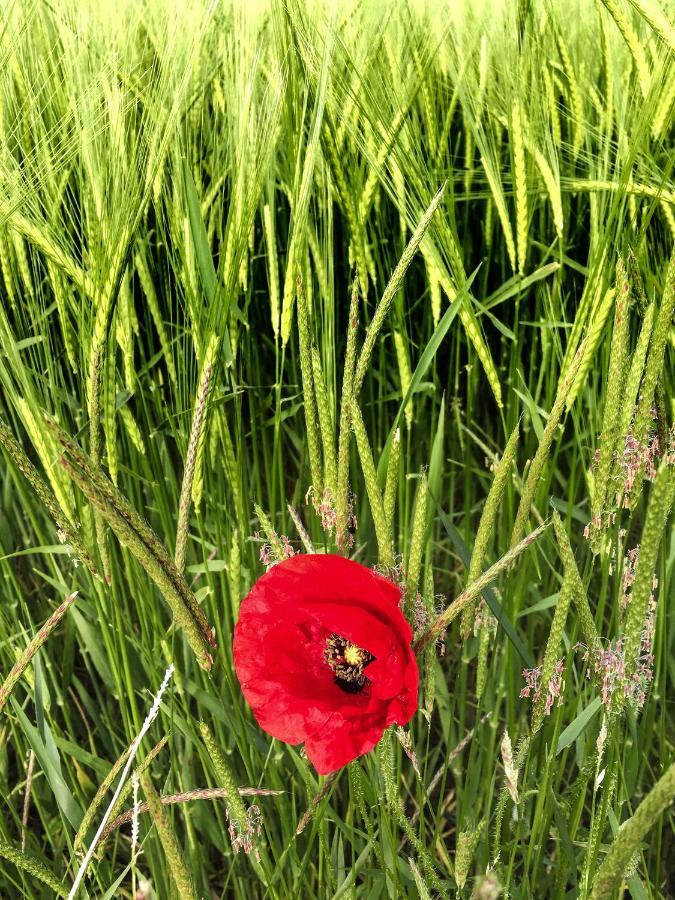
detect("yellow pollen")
[344,644,363,666]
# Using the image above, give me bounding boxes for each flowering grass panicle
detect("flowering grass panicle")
[501,731,519,805]
[455,819,484,890]
[199,721,262,854]
[521,659,565,718]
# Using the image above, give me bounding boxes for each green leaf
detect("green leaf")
[434,504,535,668]
[377,266,480,483]
[182,161,237,360]
[70,606,114,686]
[556,696,603,755]
[11,700,83,830]
[183,161,217,306]
[484,263,561,311]
[517,592,560,618]
[54,737,112,778]
[425,393,445,538]
[513,384,545,443]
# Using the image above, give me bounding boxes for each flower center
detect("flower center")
[324,633,374,693]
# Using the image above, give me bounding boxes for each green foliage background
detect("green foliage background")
[0,0,673,897]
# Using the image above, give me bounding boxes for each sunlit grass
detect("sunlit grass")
[0,0,673,896]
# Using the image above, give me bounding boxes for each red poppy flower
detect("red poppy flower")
[233,554,419,774]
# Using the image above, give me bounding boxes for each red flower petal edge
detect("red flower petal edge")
[233,554,419,774]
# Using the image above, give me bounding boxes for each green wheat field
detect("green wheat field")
[0,0,674,897]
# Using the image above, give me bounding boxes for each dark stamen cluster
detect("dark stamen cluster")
[324,633,374,693]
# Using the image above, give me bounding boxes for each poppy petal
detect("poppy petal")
[233,554,419,772]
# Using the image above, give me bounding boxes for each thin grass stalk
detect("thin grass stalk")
[263,202,280,338]
[617,303,655,447]
[87,244,131,580]
[623,464,675,677]
[335,281,359,551]
[434,260,504,408]
[632,252,675,454]
[0,420,98,578]
[350,400,390,566]
[199,721,250,839]
[295,276,323,496]
[591,260,631,534]
[422,246,442,325]
[412,714,491,825]
[48,418,214,649]
[461,422,519,638]
[512,101,528,275]
[530,572,573,734]
[0,842,67,898]
[287,505,315,553]
[175,335,218,571]
[393,330,414,431]
[415,521,549,653]
[135,246,178,387]
[21,749,35,852]
[543,65,562,149]
[311,347,337,497]
[191,334,220,510]
[377,733,446,893]
[102,330,118,486]
[556,32,584,157]
[552,513,600,650]
[296,771,340,835]
[117,273,135,392]
[222,533,239,614]
[589,762,675,899]
[479,145,517,274]
[60,457,213,670]
[69,667,175,899]
[383,427,401,555]
[349,762,386,873]
[394,798,448,897]
[139,771,198,900]
[531,145,563,238]
[567,288,616,409]
[0,593,78,714]
[475,619,492,700]
[94,737,169,856]
[352,183,446,396]
[74,744,133,853]
[97,786,282,843]
[217,409,245,530]
[405,473,427,612]
[583,766,618,896]
[281,35,332,341]
[563,180,675,205]
[510,345,585,548]
[358,105,409,223]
